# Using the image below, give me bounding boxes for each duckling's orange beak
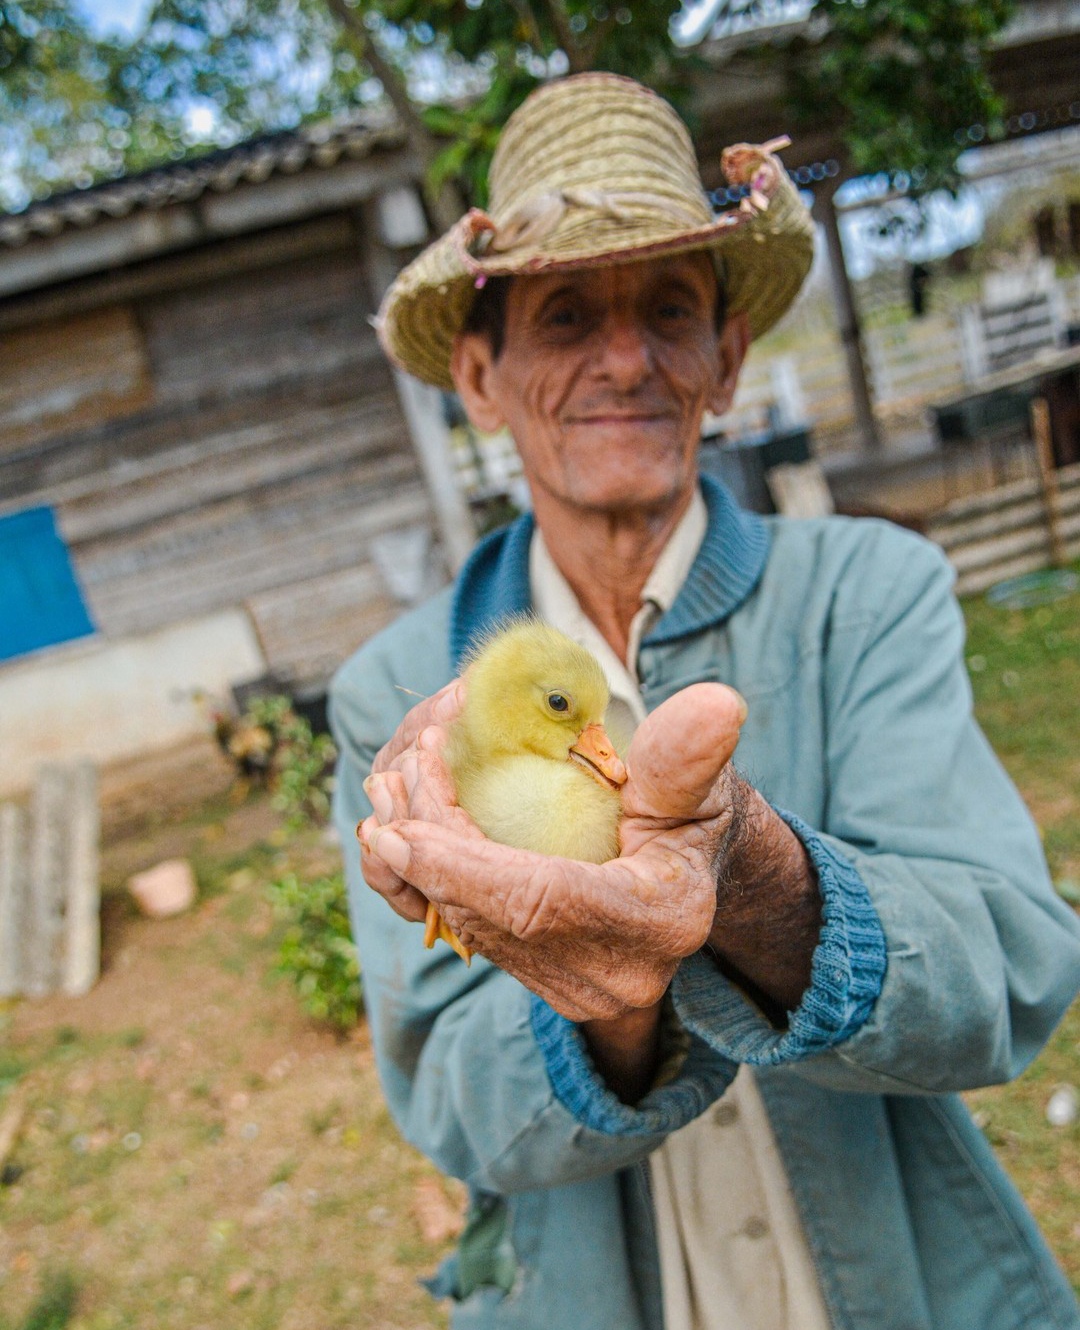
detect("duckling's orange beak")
[569,723,628,791]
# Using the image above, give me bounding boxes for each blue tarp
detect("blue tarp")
[0,506,96,663]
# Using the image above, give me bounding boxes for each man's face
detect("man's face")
[451,253,747,519]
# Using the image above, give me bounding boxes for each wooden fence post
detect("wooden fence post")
[0,761,100,999]
[63,761,100,997]
[1031,396,1066,568]
[0,802,28,998]
[26,766,67,997]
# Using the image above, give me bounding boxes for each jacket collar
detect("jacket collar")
[449,474,770,669]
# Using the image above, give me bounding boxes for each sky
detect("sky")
[77,0,734,41]
[73,0,153,39]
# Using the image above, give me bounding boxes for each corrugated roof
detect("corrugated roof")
[0,108,408,249]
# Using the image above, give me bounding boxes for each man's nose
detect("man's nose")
[597,315,654,387]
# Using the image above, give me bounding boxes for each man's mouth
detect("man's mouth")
[574,411,672,425]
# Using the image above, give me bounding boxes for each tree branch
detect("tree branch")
[580,14,618,70]
[323,0,463,230]
[507,0,545,52]
[539,0,586,73]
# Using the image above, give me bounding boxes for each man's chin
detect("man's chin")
[566,470,696,517]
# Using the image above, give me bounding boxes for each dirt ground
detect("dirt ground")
[2,735,1078,1327]
[1,739,463,1330]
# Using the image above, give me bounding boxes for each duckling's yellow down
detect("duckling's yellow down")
[446,620,625,863]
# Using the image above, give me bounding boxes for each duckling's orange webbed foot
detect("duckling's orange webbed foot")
[424,901,472,964]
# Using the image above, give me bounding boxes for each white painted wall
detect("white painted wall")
[0,609,266,797]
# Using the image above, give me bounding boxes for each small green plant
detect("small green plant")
[268,871,361,1031]
[14,1269,77,1330]
[213,694,336,833]
[307,1098,343,1137]
[0,1050,24,1095]
[270,1156,298,1186]
[212,693,359,1029]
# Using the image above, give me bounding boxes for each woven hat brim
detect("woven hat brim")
[377,161,815,393]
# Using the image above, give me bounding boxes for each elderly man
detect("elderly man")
[330,74,1080,1330]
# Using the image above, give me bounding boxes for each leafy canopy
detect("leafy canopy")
[790,0,1014,193]
[0,0,1013,212]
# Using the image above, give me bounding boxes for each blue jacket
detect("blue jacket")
[330,476,1080,1329]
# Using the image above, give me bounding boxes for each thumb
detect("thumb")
[624,683,746,821]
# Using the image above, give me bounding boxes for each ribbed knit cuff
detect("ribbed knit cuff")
[672,809,886,1064]
[530,996,736,1137]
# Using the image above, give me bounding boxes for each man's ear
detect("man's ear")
[708,310,750,417]
[450,333,507,434]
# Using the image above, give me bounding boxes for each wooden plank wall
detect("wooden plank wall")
[140,248,375,403]
[0,307,153,454]
[0,223,442,689]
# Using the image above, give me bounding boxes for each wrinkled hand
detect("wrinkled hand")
[358,681,746,1023]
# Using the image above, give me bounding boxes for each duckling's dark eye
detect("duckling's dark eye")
[547,692,570,713]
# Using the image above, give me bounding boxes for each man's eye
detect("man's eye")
[547,306,580,327]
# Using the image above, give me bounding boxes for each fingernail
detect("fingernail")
[730,688,749,725]
[434,682,462,723]
[400,750,419,794]
[368,827,411,874]
[365,775,394,823]
[356,814,377,847]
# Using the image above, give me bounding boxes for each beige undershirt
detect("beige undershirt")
[530,492,832,1330]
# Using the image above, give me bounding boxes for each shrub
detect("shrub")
[268,871,362,1031]
[212,692,360,1029]
[214,694,336,834]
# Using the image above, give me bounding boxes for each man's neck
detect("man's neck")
[530,488,694,660]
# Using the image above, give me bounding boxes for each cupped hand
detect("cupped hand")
[359,681,746,1023]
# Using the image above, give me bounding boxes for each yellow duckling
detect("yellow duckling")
[425,619,628,961]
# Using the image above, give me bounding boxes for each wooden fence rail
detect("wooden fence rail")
[925,461,1080,595]
[721,313,968,449]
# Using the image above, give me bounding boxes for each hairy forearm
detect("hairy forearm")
[580,777,820,1093]
[707,775,822,1018]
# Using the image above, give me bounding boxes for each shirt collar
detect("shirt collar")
[641,487,709,617]
[449,474,770,670]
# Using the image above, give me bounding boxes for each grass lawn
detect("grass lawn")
[960,562,1080,1294]
[0,561,1077,1327]
[961,565,1080,888]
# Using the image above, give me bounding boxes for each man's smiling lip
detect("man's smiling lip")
[570,412,674,425]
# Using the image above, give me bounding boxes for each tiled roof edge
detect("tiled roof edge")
[0,107,409,248]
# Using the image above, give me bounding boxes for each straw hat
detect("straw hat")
[376,72,815,390]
